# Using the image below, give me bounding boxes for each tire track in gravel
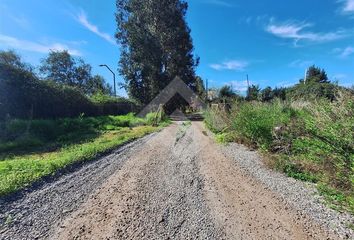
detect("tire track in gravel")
[52,122,344,239]
[2,122,352,239]
[193,122,341,240]
[52,122,220,239]
[0,133,158,240]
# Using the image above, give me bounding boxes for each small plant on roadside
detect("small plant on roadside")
[204,88,354,214]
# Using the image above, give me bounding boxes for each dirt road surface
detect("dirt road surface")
[1,122,353,239]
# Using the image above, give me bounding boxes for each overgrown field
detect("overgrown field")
[0,113,169,196]
[205,91,354,213]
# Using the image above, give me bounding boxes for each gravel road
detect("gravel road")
[1,122,353,239]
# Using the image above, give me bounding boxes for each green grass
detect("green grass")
[318,184,354,213]
[204,91,354,214]
[0,113,169,196]
[0,113,147,155]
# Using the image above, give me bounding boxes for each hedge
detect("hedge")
[0,63,138,120]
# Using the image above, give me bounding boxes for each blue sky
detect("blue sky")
[0,0,353,95]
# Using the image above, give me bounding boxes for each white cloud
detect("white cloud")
[230,80,249,92]
[341,0,354,13]
[340,46,354,57]
[0,34,82,56]
[332,46,354,58]
[76,10,116,45]
[266,21,349,45]
[203,0,233,7]
[289,59,313,68]
[210,60,249,71]
[276,80,297,88]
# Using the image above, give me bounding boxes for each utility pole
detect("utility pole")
[304,67,308,85]
[99,64,116,97]
[246,74,250,97]
[205,78,208,102]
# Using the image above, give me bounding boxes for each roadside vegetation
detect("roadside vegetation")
[0,50,138,120]
[205,66,354,214]
[1,0,205,196]
[0,113,169,196]
[0,49,171,197]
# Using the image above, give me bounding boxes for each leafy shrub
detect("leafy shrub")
[205,90,354,212]
[290,93,354,191]
[0,63,137,120]
[232,101,292,149]
[145,108,168,126]
[203,106,230,133]
[0,113,150,155]
[287,82,338,101]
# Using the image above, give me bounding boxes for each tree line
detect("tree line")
[0,50,135,120]
[215,65,348,103]
[1,0,205,120]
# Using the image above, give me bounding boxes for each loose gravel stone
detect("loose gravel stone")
[1,122,353,240]
[220,142,354,239]
[0,134,157,240]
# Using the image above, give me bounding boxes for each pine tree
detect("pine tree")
[306,65,329,84]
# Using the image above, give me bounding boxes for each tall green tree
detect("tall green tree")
[0,50,32,71]
[272,87,286,100]
[219,85,236,99]
[116,0,199,104]
[86,75,113,96]
[0,50,35,119]
[260,86,274,102]
[289,65,336,100]
[195,76,206,98]
[305,65,329,84]
[246,85,261,101]
[40,50,77,85]
[40,50,111,95]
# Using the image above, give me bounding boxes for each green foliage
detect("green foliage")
[204,90,354,213]
[215,132,235,144]
[272,87,287,100]
[283,163,318,183]
[232,101,292,148]
[288,82,338,101]
[0,54,136,120]
[194,76,206,99]
[85,75,112,96]
[116,0,199,104]
[246,84,261,101]
[203,107,230,133]
[0,50,32,71]
[0,125,159,196]
[290,95,354,190]
[260,86,274,102]
[219,85,236,99]
[145,108,169,126]
[39,50,111,95]
[318,184,354,213]
[305,65,330,84]
[288,65,337,101]
[0,114,149,155]
[0,112,171,196]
